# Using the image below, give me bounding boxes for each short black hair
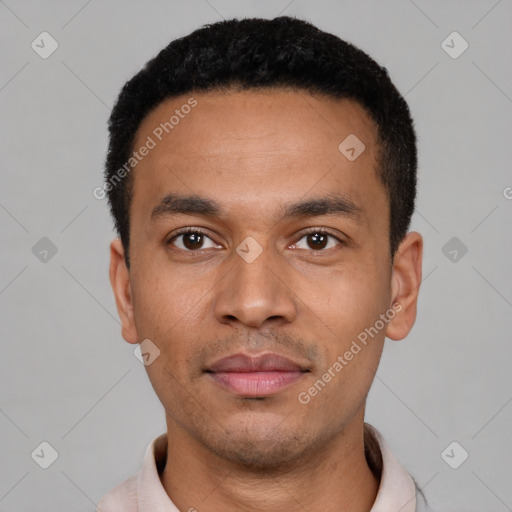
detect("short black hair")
[104,16,417,267]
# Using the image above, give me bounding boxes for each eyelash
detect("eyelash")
[165,227,216,254]
[165,227,344,255]
[294,227,345,252]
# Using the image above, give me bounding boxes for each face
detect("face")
[110,89,422,468]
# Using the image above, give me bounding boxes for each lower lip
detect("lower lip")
[209,371,305,396]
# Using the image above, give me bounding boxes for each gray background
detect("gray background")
[1,1,511,511]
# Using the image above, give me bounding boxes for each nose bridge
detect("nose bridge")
[213,238,297,328]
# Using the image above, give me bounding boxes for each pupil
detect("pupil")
[308,233,327,249]
[184,233,203,249]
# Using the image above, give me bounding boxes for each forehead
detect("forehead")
[130,89,385,226]
[134,89,378,158]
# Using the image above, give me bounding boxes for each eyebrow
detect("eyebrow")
[150,193,364,223]
[151,195,220,221]
[279,194,363,220]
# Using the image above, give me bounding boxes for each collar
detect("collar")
[97,423,417,511]
[363,423,417,512]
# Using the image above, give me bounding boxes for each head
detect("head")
[107,17,422,468]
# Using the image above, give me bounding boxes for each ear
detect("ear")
[109,238,139,344]
[385,231,423,341]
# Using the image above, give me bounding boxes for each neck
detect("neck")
[160,412,380,512]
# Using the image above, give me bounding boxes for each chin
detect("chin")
[202,417,317,470]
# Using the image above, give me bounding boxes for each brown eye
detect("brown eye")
[168,230,220,251]
[182,232,204,250]
[293,231,341,251]
[307,232,328,250]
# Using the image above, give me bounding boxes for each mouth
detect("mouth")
[205,352,310,397]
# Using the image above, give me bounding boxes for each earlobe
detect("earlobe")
[385,231,423,341]
[109,239,139,344]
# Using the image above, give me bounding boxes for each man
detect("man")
[98,16,426,512]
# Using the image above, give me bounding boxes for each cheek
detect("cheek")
[313,263,390,339]
[130,266,207,365]
[303,263,389,392]
[298,272,387,417]
[132,253,198,321]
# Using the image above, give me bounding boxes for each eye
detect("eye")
[292,230,343,251]
[167,228,221,252]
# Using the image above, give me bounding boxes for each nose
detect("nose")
[213,241,297,329]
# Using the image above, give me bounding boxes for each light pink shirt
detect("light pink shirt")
[97,423,419,512]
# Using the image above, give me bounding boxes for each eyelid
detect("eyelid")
[292,227,346,246]
[165,226,346,254]
[166,227,221,250]
[167,226,210,240]
[299,226,343,237]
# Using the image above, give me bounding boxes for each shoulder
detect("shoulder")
[95,433,167,512]
[96,471,140,512]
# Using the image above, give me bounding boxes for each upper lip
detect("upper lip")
[207,353,308,373]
